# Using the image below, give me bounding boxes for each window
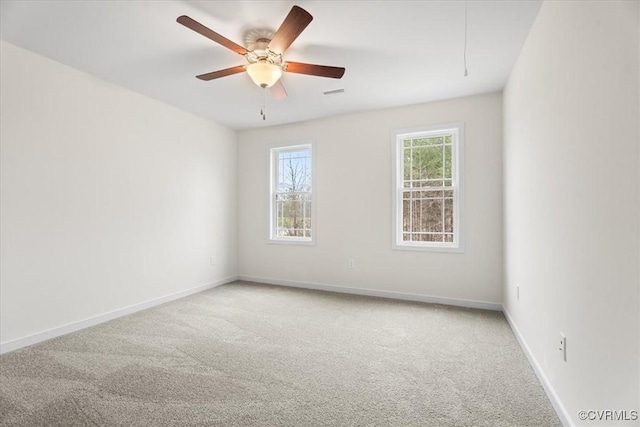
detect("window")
[392,123,463,251]
[270,144,313,243]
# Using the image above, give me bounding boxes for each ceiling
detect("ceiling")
[0,1,541,130]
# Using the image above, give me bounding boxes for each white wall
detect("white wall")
[237,93,503,306]
[503,1,639,425]
[0,41,238,346]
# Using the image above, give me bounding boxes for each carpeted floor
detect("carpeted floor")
[0,281,560,426]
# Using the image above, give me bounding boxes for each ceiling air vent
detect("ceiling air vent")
[323,88,345,96]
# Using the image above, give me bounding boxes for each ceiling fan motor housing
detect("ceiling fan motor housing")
[246,38,282,67]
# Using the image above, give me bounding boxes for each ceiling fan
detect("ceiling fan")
[177,5,345,101]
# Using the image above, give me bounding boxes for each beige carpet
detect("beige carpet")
[0,281,560,426]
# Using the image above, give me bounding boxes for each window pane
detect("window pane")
[402,187,451,242]
[417,179,445,188]
[277,148,311,192]
[303,199,312,232]
[444,145,452,178]
[414,146,443,180]
[412,198,443,233]
[403,145,445,189]
[403,150,411,184]
[426,136,444,146]
[405,190,445,199]
[402,199,411,232]
[401,189,454,238]
[275,193,311,238]
[444,198,454,233]
[411,136,444,146]
[412,233,444,242]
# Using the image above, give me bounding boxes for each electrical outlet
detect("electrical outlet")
[516,285,520,300]
[559,333,566,362]
[347,258,355,269]
[210,256,216,266]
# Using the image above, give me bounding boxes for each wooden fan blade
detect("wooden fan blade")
[270,80,288,100]
[196,65,246,81]
[284,62,345,79]
[268,6,313,55]
[177,15,248,55]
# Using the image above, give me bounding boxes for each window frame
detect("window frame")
[268,142,316,245]
[391,122,464,253]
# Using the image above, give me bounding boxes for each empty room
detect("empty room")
[1,1,638,426]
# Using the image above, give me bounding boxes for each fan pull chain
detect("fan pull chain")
[260,87,267,120]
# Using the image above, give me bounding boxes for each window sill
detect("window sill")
[268,238,315,246]
[392,243,464,254]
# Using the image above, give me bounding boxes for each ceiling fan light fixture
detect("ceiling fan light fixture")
[246,61,282,88]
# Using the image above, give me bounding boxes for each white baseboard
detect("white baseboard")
[502,308,573,427]
[238,275,502,311]
[0,275,238,355]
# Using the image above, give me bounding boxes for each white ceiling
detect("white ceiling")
[0,1,541,130]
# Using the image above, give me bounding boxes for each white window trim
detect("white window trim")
[391,122,465,253]
[268,142,316,245]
